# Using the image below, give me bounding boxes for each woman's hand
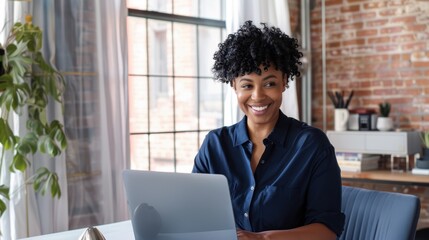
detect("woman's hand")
[236,223,336,240]
[237,229,266,240]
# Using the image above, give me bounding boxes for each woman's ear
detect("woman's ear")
[282,75,288,91]
[231,79,237,91]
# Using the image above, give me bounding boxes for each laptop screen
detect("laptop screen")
[122,170,237,240]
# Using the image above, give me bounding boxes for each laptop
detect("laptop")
[122,170,238,240]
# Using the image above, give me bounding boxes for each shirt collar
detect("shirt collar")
[233,111,291,147]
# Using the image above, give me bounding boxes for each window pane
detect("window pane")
[127,0,147,10]
[176,132,198,173]
[150,133,175,172]
[199,131,209,147]
[149,77,174,132]
[130,134,149,170]
[173,23,197,76]
[198,26,222,77]
[129,76,148,133]
[148,20,173,75]
[200,0,223,20]
[128,17,147,75]
[148,0,172,13]
[199,77,223,129]
[175,77,198,131]
[174,0,198,17]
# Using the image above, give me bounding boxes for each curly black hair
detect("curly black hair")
[212,20,303,86]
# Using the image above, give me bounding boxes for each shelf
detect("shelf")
[341,170,429,186]
[327,130,422,156]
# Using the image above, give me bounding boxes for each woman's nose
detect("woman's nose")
[251,86,266,100]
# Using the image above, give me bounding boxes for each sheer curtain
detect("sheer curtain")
[0,0,129,239]
[52,0,129,231]
[0,1,64,239]
[223,0,299,126]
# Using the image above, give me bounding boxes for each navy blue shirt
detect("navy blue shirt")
[192,111,345,236]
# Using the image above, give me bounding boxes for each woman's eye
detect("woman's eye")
[241,84,252,89]
[265,82,276,87]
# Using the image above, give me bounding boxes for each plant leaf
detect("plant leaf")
[9,153,28,172]
[32,167,61,198]
[0,185,9,217]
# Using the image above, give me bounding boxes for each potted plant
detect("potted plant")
[0,16,67,218]
[376,102,393,131]
[416,132,429,169]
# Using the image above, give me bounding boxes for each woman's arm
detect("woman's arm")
[236,223,336,240]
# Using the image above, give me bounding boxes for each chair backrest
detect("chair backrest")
[339,186,420,240]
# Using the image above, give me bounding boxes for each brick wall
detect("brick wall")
[308,0,429,229]
[310,0,429,131]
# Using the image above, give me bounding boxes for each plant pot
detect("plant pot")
[376,117,393,131]
[416,148,429,169]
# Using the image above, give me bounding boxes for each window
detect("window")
[127,0,226,172]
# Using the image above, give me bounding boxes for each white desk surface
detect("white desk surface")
[19,220,134,240]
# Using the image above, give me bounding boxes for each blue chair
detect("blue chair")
[339,186,420,240]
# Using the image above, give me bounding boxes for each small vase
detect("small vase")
[376,117,393,131]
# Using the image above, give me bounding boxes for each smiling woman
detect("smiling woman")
[193,21,344,240]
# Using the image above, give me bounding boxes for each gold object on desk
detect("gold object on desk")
[78,226,106,240]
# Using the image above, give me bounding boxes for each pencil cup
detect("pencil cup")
[335,108,349,131]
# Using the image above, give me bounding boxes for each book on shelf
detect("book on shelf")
[335,152,380,161]
[336,154,380,172]
[411,168,429,175]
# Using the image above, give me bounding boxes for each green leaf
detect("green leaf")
[10,153,28,172]
[0,200,6,218]
[0,185,9,218]
[16,132,38,155]
[32,167,61,198]
[0,119,16,150]
[0,185,10,200]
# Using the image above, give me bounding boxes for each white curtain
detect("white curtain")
[0,1,65,239]
[0,0,129,239]
[224,0,299,126]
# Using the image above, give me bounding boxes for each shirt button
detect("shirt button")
[250,186,255,191]
[260,160,265,164]
[244,212,249,218]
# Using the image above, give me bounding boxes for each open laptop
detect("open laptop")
[122,170,238,240]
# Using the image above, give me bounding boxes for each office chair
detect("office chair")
[339,186,420,240]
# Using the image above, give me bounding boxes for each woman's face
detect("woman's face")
[232,65,286,128]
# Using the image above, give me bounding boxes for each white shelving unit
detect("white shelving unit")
[327,131,422,171]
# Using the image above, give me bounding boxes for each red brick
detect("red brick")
[326,0,343,6]
[391,34,416,42]
[341,5,361,13]
[406,24,428,32]
[412,61,429,68]
[342,38,366,46]
[365,19,389,28]
[356,29,378,37]
[392,16,417,24]
[375,45,401,53]
[380,26,404,34]
[379,8,399,17]
[363,2,388,9]
[341,22,364,30]
[368,36,391,44]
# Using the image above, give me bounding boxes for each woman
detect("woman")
[192,21,344,240]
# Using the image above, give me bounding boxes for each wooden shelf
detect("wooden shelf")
[341,170,429,186]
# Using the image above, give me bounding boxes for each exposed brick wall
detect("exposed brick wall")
[310,0,429,131]
[309,0,429,229]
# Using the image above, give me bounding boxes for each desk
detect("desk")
[19,220,134,240]
[341,170,429,187]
